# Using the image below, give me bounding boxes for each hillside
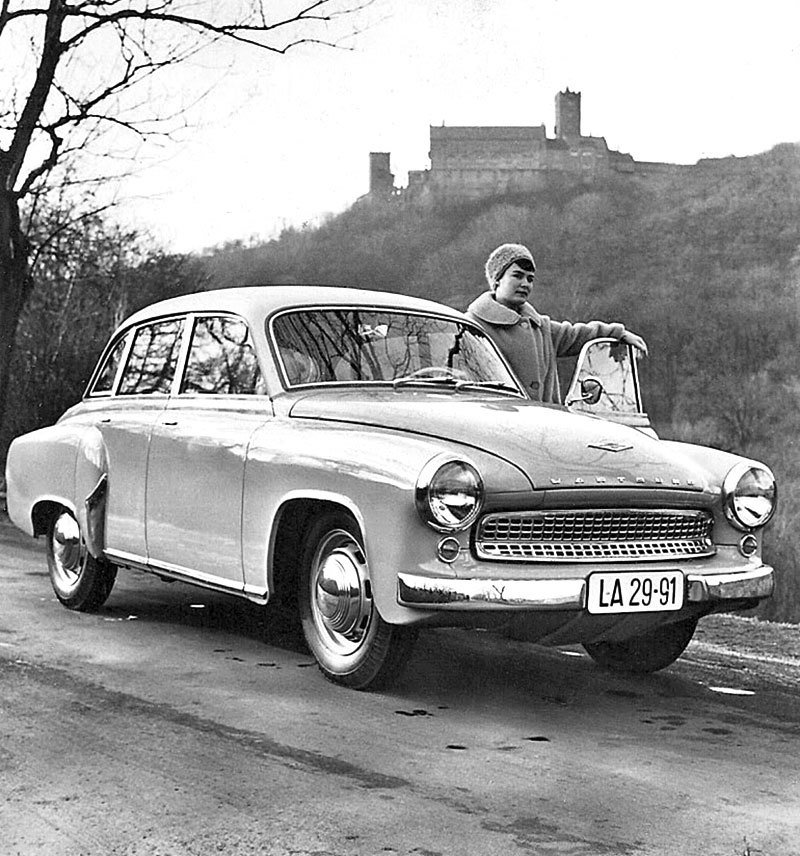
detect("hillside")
[200,143,800,423]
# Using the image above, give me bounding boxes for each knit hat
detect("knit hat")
[484,243,536,287]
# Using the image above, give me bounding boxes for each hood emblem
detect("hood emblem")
[588,440,634,453]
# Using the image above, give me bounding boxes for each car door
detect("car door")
[93,316,185,562]
[145,313,270,589]
[563,338,654,432]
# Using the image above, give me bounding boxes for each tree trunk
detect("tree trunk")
[0,187,33,442]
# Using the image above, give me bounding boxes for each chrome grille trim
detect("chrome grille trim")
[475,509,715,563]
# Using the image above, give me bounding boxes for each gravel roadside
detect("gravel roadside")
[694,612,800,661]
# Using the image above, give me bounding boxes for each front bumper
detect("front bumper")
[396,563,774,610]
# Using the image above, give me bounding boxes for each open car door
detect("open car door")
[563,338,655,435]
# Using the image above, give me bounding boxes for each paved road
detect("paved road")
[1,517,799,856]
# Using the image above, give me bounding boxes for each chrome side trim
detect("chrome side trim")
[104,548,149,568]
[397,564,774,611]
[104,549,269,604]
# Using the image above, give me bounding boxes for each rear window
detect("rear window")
[88,334,128,396]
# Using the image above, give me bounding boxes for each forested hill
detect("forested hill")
[201,142,800,424]
[202,143,800,301]
[201,143,800,622]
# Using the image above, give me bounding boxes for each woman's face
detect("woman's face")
[494,262,535,311]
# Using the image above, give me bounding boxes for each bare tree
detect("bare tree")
[0,0,370,434]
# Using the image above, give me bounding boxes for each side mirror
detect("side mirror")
[567,376,603,407]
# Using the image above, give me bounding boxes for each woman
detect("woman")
[466,242,647,403]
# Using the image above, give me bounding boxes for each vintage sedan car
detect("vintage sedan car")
[5,286,777,689]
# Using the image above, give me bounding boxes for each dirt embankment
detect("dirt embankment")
[688,612,800,694]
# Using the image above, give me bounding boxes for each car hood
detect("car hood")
[289,390,708,491]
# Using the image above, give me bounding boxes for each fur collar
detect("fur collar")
[468,291,543,327]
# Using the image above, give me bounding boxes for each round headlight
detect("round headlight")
[416,456,484,531]
[722,462,776,531]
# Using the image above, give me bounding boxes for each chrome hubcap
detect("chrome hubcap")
[50,512,84,592]
[311,530,372,655]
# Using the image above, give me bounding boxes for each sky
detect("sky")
[118,0,800,254]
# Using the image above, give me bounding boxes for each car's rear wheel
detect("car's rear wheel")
[298,511,417,690]
[582,616,698,674]
[47,508,117,611]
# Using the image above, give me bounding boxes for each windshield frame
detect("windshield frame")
[266,304,525,397]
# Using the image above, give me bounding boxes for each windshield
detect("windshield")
[270,308,521,392]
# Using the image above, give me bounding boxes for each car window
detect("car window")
[180,316,262,395]
[271,309,519,389]
[566,340,642,414]
[89,333,129,396]
[118,318,185,396]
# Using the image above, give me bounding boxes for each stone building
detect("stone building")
[369,89,694,201]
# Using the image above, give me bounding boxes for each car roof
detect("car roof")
[121,285,467,329]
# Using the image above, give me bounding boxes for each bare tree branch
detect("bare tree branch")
[63,1,365,53]
[0,0,372,433]
[4,0,373,197]
[0,0,12,37]
[17,125,61,197]
[6,0,67,188]
[29,197,118,272]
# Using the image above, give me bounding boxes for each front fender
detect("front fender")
[241,419,532,619]
[660,440,775,548]
[659,440,768,493]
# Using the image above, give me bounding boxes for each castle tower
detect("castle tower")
[369,152,395,196]
[555,89,581,140]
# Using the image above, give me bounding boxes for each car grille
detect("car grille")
[475,509,715,562]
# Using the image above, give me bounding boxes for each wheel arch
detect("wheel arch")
[267,492,365,609]
[32,498,76,537]
[31,477,107,560]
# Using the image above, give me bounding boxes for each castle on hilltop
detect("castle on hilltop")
[369,89,733,201]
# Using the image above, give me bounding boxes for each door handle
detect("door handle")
[162,420,178,426]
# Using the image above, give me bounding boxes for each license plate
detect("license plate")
[586,570,685,614]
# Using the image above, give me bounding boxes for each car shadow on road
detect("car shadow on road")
[103,569,697,707]
[88,565,795,728]
[98,568,309,654]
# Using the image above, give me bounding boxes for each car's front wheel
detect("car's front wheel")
[47,508,117,611]
[582,616,698,674]
[299,511,417,690]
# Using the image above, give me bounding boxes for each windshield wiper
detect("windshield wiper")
[391,375,520,395]
[453,380,521,394]
[392,375,461,389]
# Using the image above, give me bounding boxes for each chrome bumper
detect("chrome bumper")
[396,564,774,610]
